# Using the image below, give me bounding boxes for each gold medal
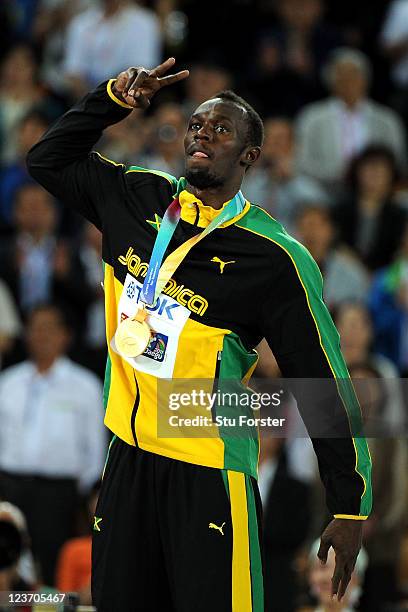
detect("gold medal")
[114,308,151,358]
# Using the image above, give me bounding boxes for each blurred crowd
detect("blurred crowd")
[1,0,408,610]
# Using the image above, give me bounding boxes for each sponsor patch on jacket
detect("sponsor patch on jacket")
[143,333,168,362]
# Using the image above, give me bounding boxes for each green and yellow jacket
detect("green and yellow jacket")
[27,80,372,520]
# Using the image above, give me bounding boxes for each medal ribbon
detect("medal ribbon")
[141,185,246,306]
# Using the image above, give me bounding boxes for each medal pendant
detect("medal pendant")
[115,307,151,358]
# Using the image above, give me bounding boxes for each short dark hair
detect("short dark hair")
[295,203,334,226]
[27,302,72,331]
[347,144,399,191]
[212,90,264,148]
[13,180,55,209]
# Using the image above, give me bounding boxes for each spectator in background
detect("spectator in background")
[0,304,106,585]
[0,182,95,336]
[182,63,232,118]
[369,220,408,373]
[0,111,49,229]
[335,145,406,271]
[33,0,91,97]
[248,0,343,117]
[243,117,329,233]
[56,481,100,606]
[295,206,370,309]
[0,183,58,313]
[0,280,21,372]
[63,0,162,98]
[296,48,407,190]
[143,103,186,177]
[305,539,368,611]
[334,302,406,432]
[0,44,60,165]
[0,45,43,165]
[259,437,311,612]
[349,363,408,612]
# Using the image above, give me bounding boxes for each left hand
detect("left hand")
[113,57,189,109]
[317,518,363,601]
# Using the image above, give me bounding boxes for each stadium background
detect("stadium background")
[1,0,408,610]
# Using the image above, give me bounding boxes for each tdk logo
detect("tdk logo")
[133,285,179,320]
[146,297,179,320]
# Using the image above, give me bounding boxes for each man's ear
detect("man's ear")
[240,146,261,169]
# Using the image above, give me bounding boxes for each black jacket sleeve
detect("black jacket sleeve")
[261,245,372,520]
[26,80,133,230]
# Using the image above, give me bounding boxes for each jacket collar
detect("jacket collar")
[178,188,250,229]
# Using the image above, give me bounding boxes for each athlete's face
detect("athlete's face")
[184,99,255,190]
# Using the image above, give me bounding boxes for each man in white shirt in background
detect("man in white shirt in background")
[63,0,162,98]
[0,303,106,585]
[296,47,406,190]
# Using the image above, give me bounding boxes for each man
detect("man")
[0,304,106,584]
[63,0,161,98]
[27,58,372,611]
[296,47,406,189]
[0,182,95,339]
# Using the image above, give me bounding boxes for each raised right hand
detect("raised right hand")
[112,57,189,110]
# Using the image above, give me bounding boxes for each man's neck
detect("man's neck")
[103,0,124,18]
[19,230,51,245]
[34,357,58,374]
[338,96,364,111]
[185,182,242,210]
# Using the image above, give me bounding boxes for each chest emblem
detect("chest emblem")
[211,256,236,274]
[146,213,162,231]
